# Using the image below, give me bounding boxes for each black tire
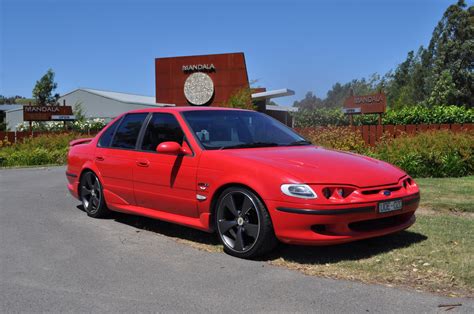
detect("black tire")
[215,187,278,259]
[79,171,109,218]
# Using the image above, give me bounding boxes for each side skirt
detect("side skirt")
[107,203,212,233]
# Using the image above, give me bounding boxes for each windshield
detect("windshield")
[181,110,310,150]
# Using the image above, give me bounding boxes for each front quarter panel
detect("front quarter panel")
[195,151,302,220]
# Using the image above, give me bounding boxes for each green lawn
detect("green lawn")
[416,176,474,213]
[269,214,473,297]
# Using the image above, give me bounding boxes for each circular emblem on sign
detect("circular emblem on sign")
[184,72,214,105]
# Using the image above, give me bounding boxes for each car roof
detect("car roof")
[126,106,252,114]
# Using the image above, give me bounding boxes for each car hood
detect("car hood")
[219,146,405,187]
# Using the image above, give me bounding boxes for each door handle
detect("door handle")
[136,160,149,167]
[95,156,105,162]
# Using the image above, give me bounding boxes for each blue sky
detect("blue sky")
[0,0,464,106]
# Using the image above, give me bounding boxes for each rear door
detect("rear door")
[133,112,199,218]
[95,113,148,205]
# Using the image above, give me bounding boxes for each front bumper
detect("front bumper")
[266,193,419,245]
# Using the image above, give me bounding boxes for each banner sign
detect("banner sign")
[23,106,74,121]
[343,93,386,114]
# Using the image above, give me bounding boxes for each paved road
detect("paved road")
[0,167,472,313]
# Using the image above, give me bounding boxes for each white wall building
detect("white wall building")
[0,105,24,131]
[58,88,174,121]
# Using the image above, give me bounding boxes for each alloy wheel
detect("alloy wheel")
[217,191,260,253]
[80,172,102,214]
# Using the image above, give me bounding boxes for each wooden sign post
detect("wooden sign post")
[343,92,386,125]
[23,105,74,122]
[23,103,75,134]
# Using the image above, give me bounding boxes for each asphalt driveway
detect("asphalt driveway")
[0,166,472,312]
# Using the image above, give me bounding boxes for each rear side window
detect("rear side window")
[98,118,121,147]
[141,113,184,151]
[111,113,148,149]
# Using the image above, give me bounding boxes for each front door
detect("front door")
[133,113,199,218]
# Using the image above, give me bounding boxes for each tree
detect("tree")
[32,69,59,105]
[324,83,350,108]
[73,102,87,122]
[0,95,24,105]
[381,1,473,108]
[424,0,473,106]
[292,92,323,110]
[224,87,256,110]
[321,74,383,108]
[427,70,458,106]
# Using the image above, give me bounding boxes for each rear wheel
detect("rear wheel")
[215,187,278,259]
[80,171,109,218]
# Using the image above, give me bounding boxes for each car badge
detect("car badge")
[383,190,391,196]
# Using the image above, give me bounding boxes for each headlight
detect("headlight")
[281,184,317,199]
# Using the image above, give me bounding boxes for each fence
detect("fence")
[296,123,474,146]
[0,130,99,144]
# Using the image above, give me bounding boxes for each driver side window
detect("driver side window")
[141,113,184,151]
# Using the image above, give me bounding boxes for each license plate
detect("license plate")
[378,199,403,213]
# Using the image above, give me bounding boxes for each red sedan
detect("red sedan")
[66,107,420,258]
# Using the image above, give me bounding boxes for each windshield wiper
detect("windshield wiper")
[220,142,280,150]
[287,140,312,146]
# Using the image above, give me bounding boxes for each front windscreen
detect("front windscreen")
[181,110,310,150]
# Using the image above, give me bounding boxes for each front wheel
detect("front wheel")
[215,187,278,259]
[79,171,109,218]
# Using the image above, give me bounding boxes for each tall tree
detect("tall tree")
[425,0,473,106]
[32,69,59,105]
[292,91,323,110]
[323,74,383,108]
[383,1,472,108]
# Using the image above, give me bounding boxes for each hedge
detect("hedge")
[294,105,474,127]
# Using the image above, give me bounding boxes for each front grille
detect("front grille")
[361,186,401,195]
[348,212,413,232]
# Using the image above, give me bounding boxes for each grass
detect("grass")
[417,176,474,213]
[270,214,473,297]
[109,176,474,297]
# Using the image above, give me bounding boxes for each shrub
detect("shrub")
[296,127,474,177]
[298,126,370,155]
[373,130,474,178]
[16,118,107,132]
[0,133,82,167]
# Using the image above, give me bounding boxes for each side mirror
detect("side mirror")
[156,141,184,155]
